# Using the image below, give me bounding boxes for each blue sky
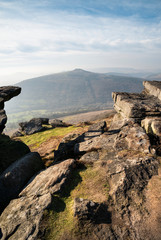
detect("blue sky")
[0,0,161,84]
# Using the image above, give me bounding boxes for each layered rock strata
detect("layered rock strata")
[112,92,161,121]
[143,80,161,100]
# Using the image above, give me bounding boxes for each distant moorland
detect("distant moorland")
[5,68,150,129]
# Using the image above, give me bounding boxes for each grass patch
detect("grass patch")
[43,164,109,240]
[17,126,80,149]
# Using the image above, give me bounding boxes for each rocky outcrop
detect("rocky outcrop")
[112,92,161,121]
[141,117,161,137]
[54,121,107,161]
[112,81,161,138]
[0,86,21,102]
[0,159,75,240]
[0,86,21,133]
[143,80,161,100]
[74,198,100,220]
[49,118,70,128]
[18,118,49,135]
[0,86,44,222]
[0,124,30,176]
[12,118,70,136]
[1,81,161,240]
[0,152,44,213]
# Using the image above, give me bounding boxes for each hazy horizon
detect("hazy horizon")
[0,0,161,85]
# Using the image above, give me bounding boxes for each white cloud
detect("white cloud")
[0,2,161,82]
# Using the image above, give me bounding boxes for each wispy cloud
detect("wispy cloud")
[0,0,161,81]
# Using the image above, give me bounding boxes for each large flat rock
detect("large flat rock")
[0,159,75,240]
[112,92,161,120]
[143,81,161,101]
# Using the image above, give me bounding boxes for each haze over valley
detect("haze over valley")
[5,68,150,129]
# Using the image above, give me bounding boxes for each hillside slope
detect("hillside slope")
[5,69,144,116]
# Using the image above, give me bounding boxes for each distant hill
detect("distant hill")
[146,73,161,81]
[5,69,146,124]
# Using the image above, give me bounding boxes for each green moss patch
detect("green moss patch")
[41,164,109,240]
[17,126,80,149]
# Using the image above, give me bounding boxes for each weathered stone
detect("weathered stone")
[112,92,161,120]
[30,118,49,125]
[0,86,21,133]
[0,110,7,126]
[54,133,84,161]
[62,132,82,143]
[107,155,159,239]
[0,152,44,212]
[0,134,30,174]
[114,123,151,154]
[11,130,24,138]
[0,110,7,133]
[0,159,75,240]
[75,132,117,155]
[84,130,103,141]
[19,119,45,135]
[79,151,99,164]
[0,98,4,110]
[49,118,69,128]
[109,113,131,131]
[143,80,161,101]
[73,198,99,220]
[141,117,161,137]
[0,86,21,102]
[88,121,106,133]
[74,136,102,154]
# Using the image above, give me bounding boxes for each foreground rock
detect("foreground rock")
[1,81,161,240]
[0,159,75,240]
[0,152,43,213]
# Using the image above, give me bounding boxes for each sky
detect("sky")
[0,0,161,84]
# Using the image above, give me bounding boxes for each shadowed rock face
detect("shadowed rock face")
[0,86,21,133]
[0,152,44,213]
[0,86,21,102]
[0,159,75,240]
[0,86,45,215]
[0,134,30,174]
